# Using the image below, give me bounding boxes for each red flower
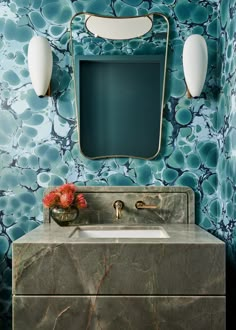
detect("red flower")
[76,193,87,209]
[43,183,87,210]
[57,183,77,194]
[43,192,60,208]
[59,191,74,208]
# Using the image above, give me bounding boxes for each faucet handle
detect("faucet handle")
[113,200,124,219]
[135,201,158,209]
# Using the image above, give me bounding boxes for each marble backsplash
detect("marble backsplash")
[44,186,194,225]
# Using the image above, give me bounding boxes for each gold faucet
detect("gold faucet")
[113,200,124,219]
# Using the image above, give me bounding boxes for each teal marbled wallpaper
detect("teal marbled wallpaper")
[217,0,236,264]
[217,1,236,324]
[0,0,233,329]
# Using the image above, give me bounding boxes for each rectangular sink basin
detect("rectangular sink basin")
[69,226,169,239]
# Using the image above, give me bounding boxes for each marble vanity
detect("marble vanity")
[12,187,225,329]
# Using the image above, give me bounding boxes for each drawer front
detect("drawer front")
[13,243,225,295]
[13,296,225,330]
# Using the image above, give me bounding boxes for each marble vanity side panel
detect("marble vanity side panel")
[13,243,225,295]
[13,296,226,330]
[43,186,195,224]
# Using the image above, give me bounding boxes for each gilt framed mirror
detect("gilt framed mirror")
[70,12,169,160]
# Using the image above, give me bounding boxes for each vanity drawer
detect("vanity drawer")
[13,295,225,330]
[13,242,225,295]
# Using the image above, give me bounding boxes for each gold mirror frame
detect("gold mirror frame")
[69,12,169,160]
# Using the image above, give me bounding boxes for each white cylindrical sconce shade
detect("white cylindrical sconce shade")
[183,35,208,97]
[28,36,53,97]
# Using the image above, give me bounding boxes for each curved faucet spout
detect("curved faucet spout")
[113,200,124,220]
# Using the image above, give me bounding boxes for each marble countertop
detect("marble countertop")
[14,223,224,245]
[13,222,225,297]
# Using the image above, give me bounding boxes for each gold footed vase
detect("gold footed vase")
[50,206,79,226]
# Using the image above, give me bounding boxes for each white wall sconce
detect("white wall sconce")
[28,36,53,98]
[183,34,208,98]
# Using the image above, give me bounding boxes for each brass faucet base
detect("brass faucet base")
[113,200,124,219]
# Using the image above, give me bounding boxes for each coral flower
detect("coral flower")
[43,183,87,210]
[43,192,60,208]
[57,183,77,194]
[76,193,87,208]
[59,191,74,208]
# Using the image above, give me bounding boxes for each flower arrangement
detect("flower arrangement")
[43,183,87,209]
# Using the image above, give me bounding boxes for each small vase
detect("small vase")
[50,206,79,226]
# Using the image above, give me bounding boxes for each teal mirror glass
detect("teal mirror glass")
[70,13,169,160]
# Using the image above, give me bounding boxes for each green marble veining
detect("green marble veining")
[13,296,225,330]
[0,0,233,329]
[43,186,195,225]
[12,223,225,296]
[12,218,225,329]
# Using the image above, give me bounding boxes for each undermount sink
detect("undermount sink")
[69,226,169,239]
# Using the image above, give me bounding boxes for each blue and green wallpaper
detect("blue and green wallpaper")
[0,0,235,329]
[217,0,236,324]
